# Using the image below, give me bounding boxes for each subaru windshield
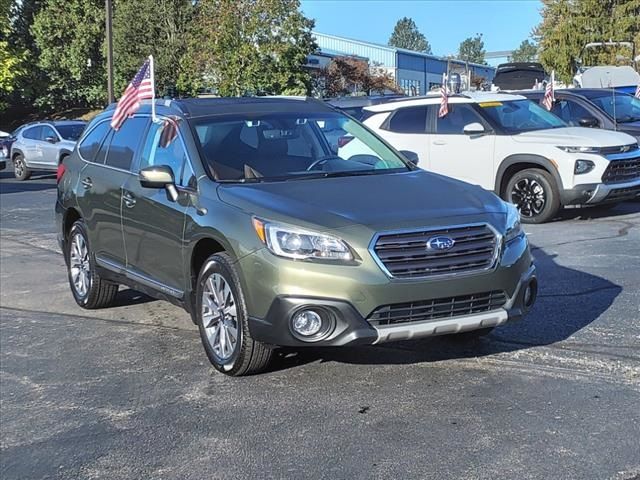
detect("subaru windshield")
[56,124,86,141]
[191,112,411,182]
[585,92,640,124]
[479,99,567,133]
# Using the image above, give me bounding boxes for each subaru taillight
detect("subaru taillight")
[56,163,66,183]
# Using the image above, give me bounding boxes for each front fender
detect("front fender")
[495,154,564,194]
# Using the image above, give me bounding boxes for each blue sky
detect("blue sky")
[300,0,542,63]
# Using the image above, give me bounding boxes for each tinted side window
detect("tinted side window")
[386,107,427,133]
[139,119,189,185]
[551,100,593,127]
[435,104,485,134]
[23,126,42,140]
[105,117,147,171]
[40,126,57,141]
[79,122,110,161]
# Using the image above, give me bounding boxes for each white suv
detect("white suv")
[353,92,640,223]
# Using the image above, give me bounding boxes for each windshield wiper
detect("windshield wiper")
[617,116,640,124]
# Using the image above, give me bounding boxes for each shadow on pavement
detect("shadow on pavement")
[266,245,622,372]
[0,170,57,194]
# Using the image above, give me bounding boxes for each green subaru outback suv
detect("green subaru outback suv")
[56,97,537,376]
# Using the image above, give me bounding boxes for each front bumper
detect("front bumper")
[243,232,536,348]
[562,177,640,205]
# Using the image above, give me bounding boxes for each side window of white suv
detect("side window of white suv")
[435,105,486,135]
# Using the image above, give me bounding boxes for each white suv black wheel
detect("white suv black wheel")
[505,168,560,224]
[66,220,119,309]
[196,252,273,376]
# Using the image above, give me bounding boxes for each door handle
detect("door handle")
[81,177,93,189]
[123,191,136,208]
[433,141,447,146]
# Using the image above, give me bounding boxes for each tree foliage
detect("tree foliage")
[31,0,106,109]
[320,56,401,97]
[179,0,316,96]
[388,17,432,53]
[535,0,640,83]
[511,39,538,62]
[113,0,193,96]
[458,34,487,64]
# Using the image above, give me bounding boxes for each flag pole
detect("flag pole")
[149,55,157,123]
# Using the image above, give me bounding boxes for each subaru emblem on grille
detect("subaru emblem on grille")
[426,236,455,251]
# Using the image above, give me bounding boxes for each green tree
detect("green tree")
[113,0,193,97]
[31,0,106,109]
[511,39,538,62]
[179,0,316,97]
[388,17,432,53]
[458,34,487,64]
[535,0,640,83]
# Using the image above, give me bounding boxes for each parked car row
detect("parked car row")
[333,91,640,223]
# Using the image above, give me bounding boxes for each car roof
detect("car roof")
[364,91,526,112]
[325,95,405,108]
[516,88,625,99]
[106,96,338,120]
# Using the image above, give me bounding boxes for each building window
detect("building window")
[400,79,421,96]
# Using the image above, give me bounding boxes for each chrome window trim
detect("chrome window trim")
[368,222,503,282]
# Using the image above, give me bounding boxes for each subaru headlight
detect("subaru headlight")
[504,202,523,243]
[252,218,354,261]
[556,146,600,154]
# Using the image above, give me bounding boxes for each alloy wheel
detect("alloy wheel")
[14,159,24,177]
[69,232,91,297]
[511,177,546,218]
[201,273,239,361]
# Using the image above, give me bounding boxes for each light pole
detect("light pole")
[106,0,114,103]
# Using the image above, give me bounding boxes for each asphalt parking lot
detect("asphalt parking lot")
[1,168,639,480]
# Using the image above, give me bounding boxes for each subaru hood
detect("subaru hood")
[511,126,636,147]
[217,170,506,231]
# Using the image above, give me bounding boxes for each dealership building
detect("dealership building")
[307,32,496,95]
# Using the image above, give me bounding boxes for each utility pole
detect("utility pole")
[106,0,114,103]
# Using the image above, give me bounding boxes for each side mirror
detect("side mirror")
[578,117,599,128]
[399,150,419,165]
[45,136,58,144]
[463,122,486,135]
[139,165,178,201]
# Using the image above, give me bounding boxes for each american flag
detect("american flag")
[438,74,449,118]
[541,71,555,111]
[159,116,181,148]
[110,58,154,130]
[635,83,640,99]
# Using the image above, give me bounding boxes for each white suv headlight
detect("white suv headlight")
[253,218,354,261]
[556,146,600,154]
[504,202,523,243]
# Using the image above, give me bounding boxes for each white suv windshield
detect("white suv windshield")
[479,99,567,133]
[192,112,409,182]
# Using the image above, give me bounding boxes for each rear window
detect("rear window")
[104,117,148,170]
[384,107,427,133]
[22,126,42,140]
[78,122,110,161]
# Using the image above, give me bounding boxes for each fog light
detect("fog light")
[574,160,595,174]
[292,310,323,337]
[523,279,538,309]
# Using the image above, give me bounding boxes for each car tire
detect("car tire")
[504,168,560,224]
[196,252,273,376]
[13,154,31,181]
[67,220,119,309]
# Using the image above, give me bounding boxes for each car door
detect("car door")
[38,125,61,167]
[428,103,495,189]
[377,106,429,166]
[76,118,143,270]
[121,118,192,297]
[20,126,42,164]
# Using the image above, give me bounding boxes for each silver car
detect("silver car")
[10,121,86,180]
